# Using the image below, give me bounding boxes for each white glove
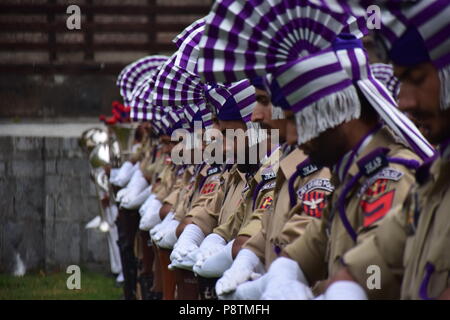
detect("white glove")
[194,240,234,278]
[191,233,226,267]
[116,188,128,203]
[169,224,205,270]
[121,186,151,210]
[138,191,154,217]
[262,279,314,300]
[138,197,162,231]
[215,248,263,296]
[220,273,267,300]
[150,211,174,240]
[260,257,312,300]
[110,161,137,187]
[155,219,180,249]
[120,171,148,207]
[323,281,368,300]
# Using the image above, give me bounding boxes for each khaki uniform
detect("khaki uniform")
[283,127,421,298]
[153,157,178,202]
[344,144,449,300]
[213,148,282,241]
[245,146,333,269]
[178,164,224,222]
[189,164,246,236]
[163,164,189,208]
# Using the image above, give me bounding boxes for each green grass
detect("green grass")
[0,270,122,300]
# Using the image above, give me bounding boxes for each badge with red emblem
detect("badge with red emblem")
[297,179,334,218]
[360,179,395,227]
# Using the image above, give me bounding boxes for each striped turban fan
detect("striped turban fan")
[198,0,368,83]
[117,55,168,105]
[129,70,162,122]
[370,63,400,100]
[152,18,214,130]
[270,34,434,160]
[321,0,450,110]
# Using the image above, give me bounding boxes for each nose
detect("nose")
[251,104,265,123]
[397,83,419,114]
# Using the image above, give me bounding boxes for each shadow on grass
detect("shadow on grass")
[0,269,122,300]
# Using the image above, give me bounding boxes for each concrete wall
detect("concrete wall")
[0,135,110,274]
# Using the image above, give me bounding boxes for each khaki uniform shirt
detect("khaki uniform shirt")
[245,146,332,269]
[284,127,421,299]
[344,143,448,300]
[401,149,450,299]
[153,157,177,202]
[189,164,246,236]
[213,148,282,241]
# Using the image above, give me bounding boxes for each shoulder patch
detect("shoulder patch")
[357,147,389,177]
[298,163,320,178]
[200,182,218,195]
[360,188,395,227]
[357,167,404,197]
[241,183,251,195]
[261,181,276,192]
[297,178,334,218]
[261,167,277,182]
[259,195,273,209]
[207,166,221,177]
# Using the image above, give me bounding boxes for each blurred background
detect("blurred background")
[0,0,210,287]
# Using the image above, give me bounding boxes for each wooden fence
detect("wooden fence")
[0,1,211,74]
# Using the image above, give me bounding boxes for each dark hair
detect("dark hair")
[356,86,379,123]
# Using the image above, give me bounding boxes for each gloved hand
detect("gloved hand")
[138,190,154,217]
[110,161,138,187]
[215,248,263,296]
[116,188,128,203]
[194,240,234,278]
[155,219,180,249]
[191,233,226,268]
[119,170,148,207]
[121,186,151,210]
[138,197,162,231]
[150,211,174,240]
[219,272,266,300]
[169,224,205,270]
[323,281,367,300]
[260,257,312,300]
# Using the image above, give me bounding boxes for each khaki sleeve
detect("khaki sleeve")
[213,202,244,242]
[283,216,328,285]
[238,188,275,238]
[341,163,417,299]
[156,168,176,202]
[189,185,224,236]
[163,187,180,207]
[343,203,409,300]
[243,225,267,264]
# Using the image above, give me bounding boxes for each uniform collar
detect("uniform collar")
[334,125,395,185]
[334,124,381,183]
[279,147,307,180]
[254,145,283,183]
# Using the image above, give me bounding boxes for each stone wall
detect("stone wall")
[0,135,110,274]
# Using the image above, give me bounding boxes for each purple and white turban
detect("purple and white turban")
[152,18,214,130]
[129,69,165,122]
[370,63,400,100]
[321,0,450,110]
[198,0,367,83]
[270,34,434,160]
[117,55,168,106]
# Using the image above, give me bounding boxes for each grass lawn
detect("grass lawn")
[0,269,122,300]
